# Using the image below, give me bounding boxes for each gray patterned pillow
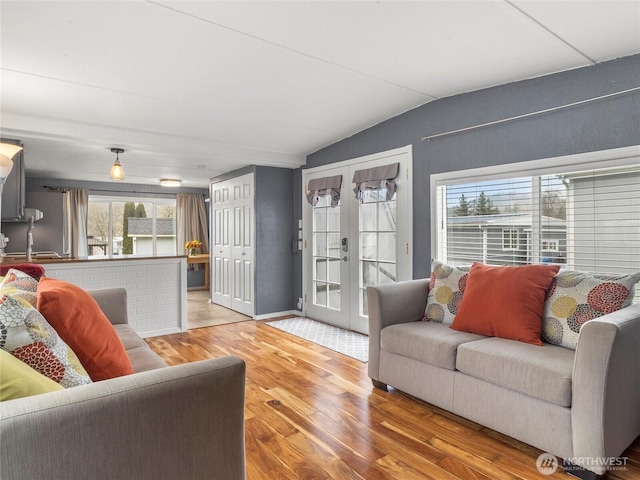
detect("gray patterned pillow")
[542,270,640,349]
[424,260,470,324]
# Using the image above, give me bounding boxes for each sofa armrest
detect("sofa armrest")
[88,287,128,325]
[367,279,429,382]
[571,302,640,474]
[0,356,246,480]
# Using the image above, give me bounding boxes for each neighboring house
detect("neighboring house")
[127,217,177,255]
[445,214,566,266]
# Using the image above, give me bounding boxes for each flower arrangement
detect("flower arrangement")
[184,239,203,250]
[185,239,203,255]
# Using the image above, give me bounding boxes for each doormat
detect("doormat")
[266,317,368,362]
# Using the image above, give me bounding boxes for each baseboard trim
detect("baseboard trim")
[139,327,184,338]
[254,310,302,321]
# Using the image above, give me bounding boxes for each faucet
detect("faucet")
[26,216,34,261]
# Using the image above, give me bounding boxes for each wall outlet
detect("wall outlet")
[297,297,303,310]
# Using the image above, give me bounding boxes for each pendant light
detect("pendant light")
[110,148,125,180]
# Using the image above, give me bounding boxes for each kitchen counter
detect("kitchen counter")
[1,253,187,265]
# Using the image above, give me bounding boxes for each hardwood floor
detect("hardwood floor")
[146,321,640,480]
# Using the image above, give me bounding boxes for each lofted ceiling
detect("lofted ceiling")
[1,1,639,188]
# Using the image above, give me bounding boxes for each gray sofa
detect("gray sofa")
[368,279,640,479]
[0,288,246,480]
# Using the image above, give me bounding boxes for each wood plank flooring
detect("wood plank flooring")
[146,321,640,480]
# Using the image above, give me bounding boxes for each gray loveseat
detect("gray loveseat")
[368,279,640,479]
[0,288,246,480]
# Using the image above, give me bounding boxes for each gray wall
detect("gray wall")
[303,54,640,282]
[255,166,295,315]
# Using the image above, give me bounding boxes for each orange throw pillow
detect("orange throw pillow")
[450,263,560,346]
[36,277,133,381]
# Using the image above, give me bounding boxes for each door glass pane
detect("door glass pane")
[361,260,377,288]
[327,233,341,258]
[378,201,396,231]
[327,258,340,283]
[360,233,377,260]
[328,283,340,310]
[315,258,327,282]
[313,233,327,256]
[378,233,396,263]
[359,203,377,231]
[315,282,327,307]
[378,262,396,285]
[313,208,327,232]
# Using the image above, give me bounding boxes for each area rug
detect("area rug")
[266,317,368,362]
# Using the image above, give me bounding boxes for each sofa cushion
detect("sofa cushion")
[542,270,640,349]
[450,263,560,345]
[456,337,574,407]
[0,349,65,400]
[381,321,486,370]
[112,324,168,373]
[424,260,470,324]
[0,293,92,388]
[37,277,134,381]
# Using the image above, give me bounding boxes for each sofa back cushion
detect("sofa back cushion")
[450,263,560,345]
[37,277,134,381]
[542,270,640,349]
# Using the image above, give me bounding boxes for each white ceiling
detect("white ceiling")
[1,1,639,188]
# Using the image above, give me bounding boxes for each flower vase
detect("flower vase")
[188,248,197,256]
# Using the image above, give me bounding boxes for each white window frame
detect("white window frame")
[541,239,559,252]
[502,229,519,251]
[88,195,177,256]
[430,145,640,263]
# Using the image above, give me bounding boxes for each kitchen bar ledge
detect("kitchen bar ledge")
[0,253,187,265]
[1,255,188,338]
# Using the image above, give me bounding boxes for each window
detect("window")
[541,239,559,252]
[87,196,176,256]
[502,229,519,251]
[432,147,640,275]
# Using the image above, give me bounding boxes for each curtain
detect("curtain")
[352,162,399,202]
[176,194,209,255]
[306,175,342,207]
[67,189,88,257]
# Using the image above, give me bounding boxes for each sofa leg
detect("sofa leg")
[371,379,388,391]
[562,460,607,480]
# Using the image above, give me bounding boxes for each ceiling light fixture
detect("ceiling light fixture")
[160,178,182,187]
[110,148,125,180]
[0,143,23,180]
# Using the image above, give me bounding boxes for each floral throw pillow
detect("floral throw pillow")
[424,260,470,324]
[0,268,40,307]
[0,292,92,388]
[542,270,640,349]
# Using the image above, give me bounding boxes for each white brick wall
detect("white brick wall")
[44,257,187,337]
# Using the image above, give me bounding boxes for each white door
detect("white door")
[303,146,412,334]
[211,173,254,316]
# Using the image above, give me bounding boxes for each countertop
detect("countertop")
[0,254,187,265]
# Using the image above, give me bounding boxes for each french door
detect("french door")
[302,146,412,334]
[211,173,254,316]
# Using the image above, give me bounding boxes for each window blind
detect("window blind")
[435,164,640,276]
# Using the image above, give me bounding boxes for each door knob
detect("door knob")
[342,256,348,262]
